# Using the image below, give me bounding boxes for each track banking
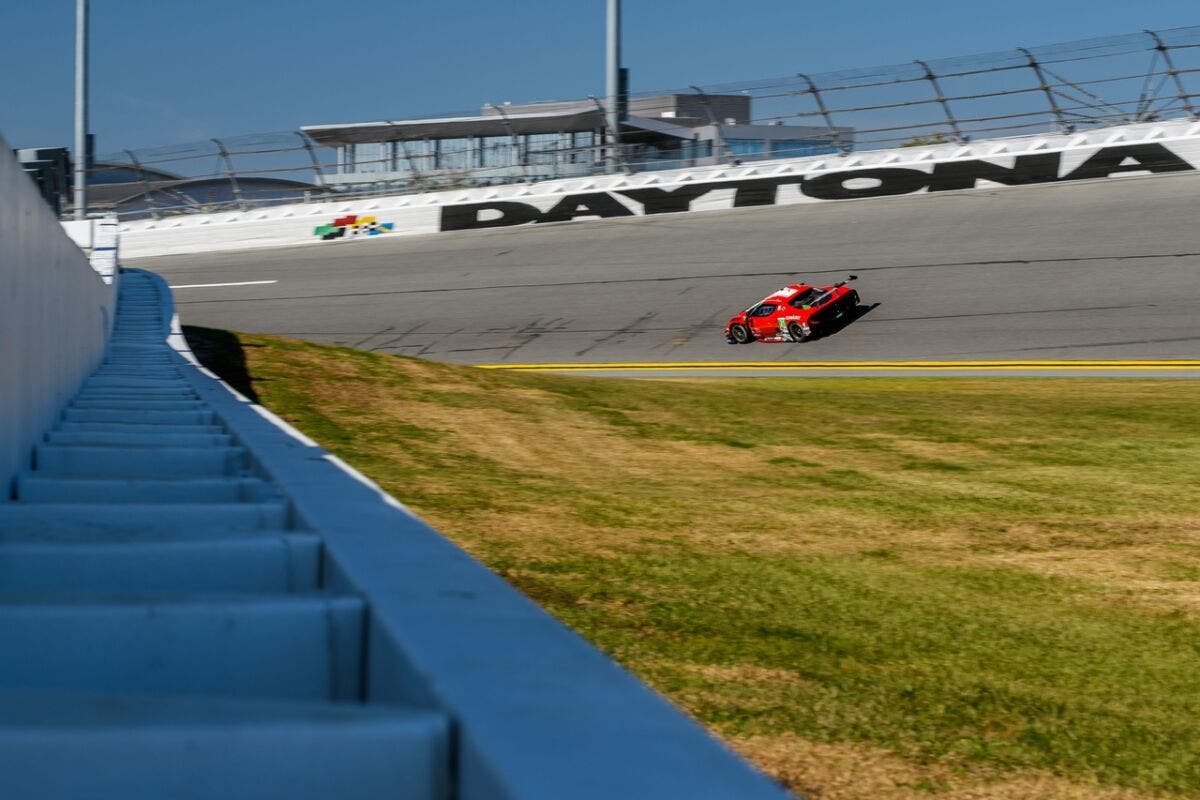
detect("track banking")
[441,142,1194,232]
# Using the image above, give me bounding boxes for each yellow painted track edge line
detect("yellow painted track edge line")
[480,360,1200,371]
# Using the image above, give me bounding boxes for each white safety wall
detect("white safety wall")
[0,134,116,494]
[61,216,120,284]
[119,120,1200,259]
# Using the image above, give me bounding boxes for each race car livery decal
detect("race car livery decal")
[314,214,396,240]
[439,142,1194,232]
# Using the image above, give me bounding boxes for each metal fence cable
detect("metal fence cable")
[83,25,1200,219]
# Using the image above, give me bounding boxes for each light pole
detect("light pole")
[605,0,621,173]
[74,0,89,219]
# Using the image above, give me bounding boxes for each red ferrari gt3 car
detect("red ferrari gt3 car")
[725,276,860,344]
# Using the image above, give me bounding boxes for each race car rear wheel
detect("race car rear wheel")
[729,324,752,344]
[787,322,808,342]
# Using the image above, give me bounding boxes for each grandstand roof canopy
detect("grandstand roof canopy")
[300,94,760,146]
[303,106,606,146]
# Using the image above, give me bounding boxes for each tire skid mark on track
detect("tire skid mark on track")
[576,311,660,359]
[172,250,1200,308]
[367,321,431,353]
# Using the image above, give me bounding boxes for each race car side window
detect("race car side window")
[751,304,776,317]
[811,293,830,306]
[789,290,817,308]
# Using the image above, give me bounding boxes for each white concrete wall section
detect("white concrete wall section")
[0,134,115,495]
[121,119,1200,258]
[61,217,120,284]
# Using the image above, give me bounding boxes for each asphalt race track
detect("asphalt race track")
[129,171,1200,375]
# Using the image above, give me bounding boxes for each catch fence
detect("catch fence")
[87,25,1200,219]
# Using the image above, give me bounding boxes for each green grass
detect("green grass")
[522,553,1199,788]
[186,326,1200,799]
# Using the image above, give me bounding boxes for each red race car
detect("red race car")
[725,276,860,344]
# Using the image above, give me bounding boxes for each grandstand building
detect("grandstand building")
[301,94,853,190]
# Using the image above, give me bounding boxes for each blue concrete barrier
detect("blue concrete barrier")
[0,256,793,797]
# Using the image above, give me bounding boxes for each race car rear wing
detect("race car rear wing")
[803,276,858,309]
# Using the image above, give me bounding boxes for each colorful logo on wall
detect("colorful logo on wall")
[314,214,395,240]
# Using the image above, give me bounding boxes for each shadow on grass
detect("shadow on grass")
[182,325,262,402]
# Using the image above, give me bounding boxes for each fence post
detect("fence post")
[1145,29,1197,119]
[585,95,630,173]
[1017,47,1072,133]
[211,137,246,210]
[914,59,964,142]
[486,103,531,181]
[688,85,728,164]
[383,123,426,189]
[296,132,327,191]
[124,148,161,220]
[796,73,849,154]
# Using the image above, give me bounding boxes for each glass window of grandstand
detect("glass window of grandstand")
[679,139,711,165]
[526,133,567,166]
[436,138,471,171]
[389,140,437,174]
[770,139,837,158]
[350,142,396,175]
[570,131,595,164]
[479,136,517,169]
[724,138,765,157]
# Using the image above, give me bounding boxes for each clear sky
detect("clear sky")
[1,0,1196,153]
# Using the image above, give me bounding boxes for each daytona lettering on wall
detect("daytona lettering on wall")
[113,123,1200,259]
[439,143,1195,232]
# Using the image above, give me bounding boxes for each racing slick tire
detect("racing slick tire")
[787,322,809,343]
[729,324,752,344]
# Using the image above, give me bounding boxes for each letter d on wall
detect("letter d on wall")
[440,201,541,232]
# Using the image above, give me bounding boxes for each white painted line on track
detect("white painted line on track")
[168,280,279,289]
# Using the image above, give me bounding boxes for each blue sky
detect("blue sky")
[1,0,1197,152]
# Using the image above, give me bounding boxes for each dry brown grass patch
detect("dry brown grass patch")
[729,735,1170,800]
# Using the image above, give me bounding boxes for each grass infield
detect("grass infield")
[187,326,1200,800]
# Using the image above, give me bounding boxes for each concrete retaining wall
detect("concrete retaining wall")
[120,120,1200,259]
[0,133,115,496]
